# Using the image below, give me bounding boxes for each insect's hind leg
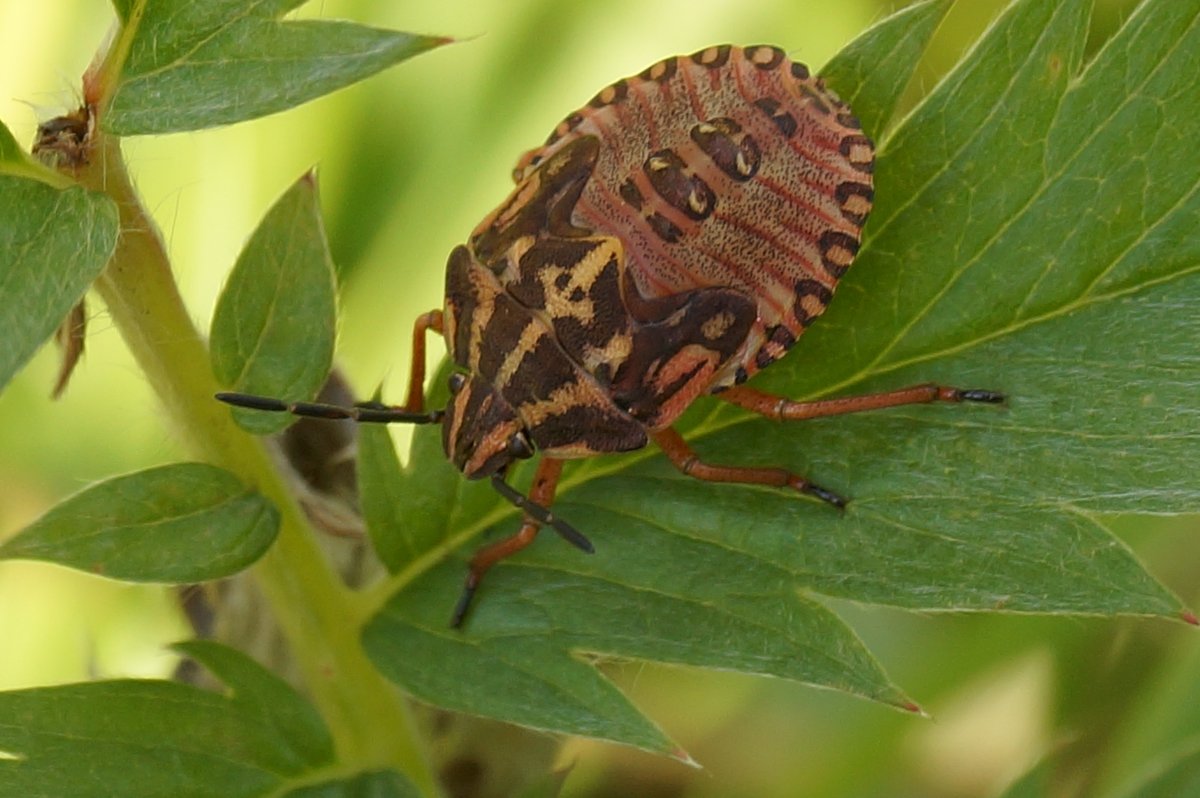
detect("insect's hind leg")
[664,383,1004,507]
[650,427,846,507]
[716,383,1004,422]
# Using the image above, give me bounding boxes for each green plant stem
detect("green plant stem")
[82,133,441,797]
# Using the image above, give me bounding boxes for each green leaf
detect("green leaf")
[359,424,427,574]
[388,372,473,569]
[362,0,1197,753]
[0,177,117,392]
[358,374,475,574]
[211,172,338,435]
[171,640,333,768]
[104,0,449,135]
[820,0,952,137]
[0,119,22,163]
[0,462,279,582]
[995,755,1056,798]
[1117,739,1200,798]
[364,528,910,755]
[0,642,333,796]
[281,770,421,798]
[109,0,133,23]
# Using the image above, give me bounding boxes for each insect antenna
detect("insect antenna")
[215,392,444,425]
[489,473,594,553]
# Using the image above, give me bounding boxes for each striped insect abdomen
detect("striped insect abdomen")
[514,44,874,388]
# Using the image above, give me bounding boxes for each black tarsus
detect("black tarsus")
[450,578,478,630]
[803,483,848,509]
[958,389,1006,404]
[215,391,444,425]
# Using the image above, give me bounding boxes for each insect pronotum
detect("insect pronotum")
[218,45,1002,627]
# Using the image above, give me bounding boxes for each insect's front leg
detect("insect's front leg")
[717,383,1004,422]
[403,309,445,413]
[453,457,583,628]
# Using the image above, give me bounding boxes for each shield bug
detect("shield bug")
[219,45,1002,627]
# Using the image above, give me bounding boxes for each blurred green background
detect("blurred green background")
[1,1,1196,796]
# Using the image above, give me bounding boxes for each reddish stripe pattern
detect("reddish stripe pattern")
[513,44,874,383]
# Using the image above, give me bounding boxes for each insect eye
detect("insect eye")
[448,373,468,394]
[507,431,534,459]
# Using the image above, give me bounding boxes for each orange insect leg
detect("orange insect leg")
[650,427,845,507]
[403,309,445,413]
[452,457,565,628]
[717,383,1003,422]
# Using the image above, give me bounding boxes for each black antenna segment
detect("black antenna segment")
[215,392,444,425]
